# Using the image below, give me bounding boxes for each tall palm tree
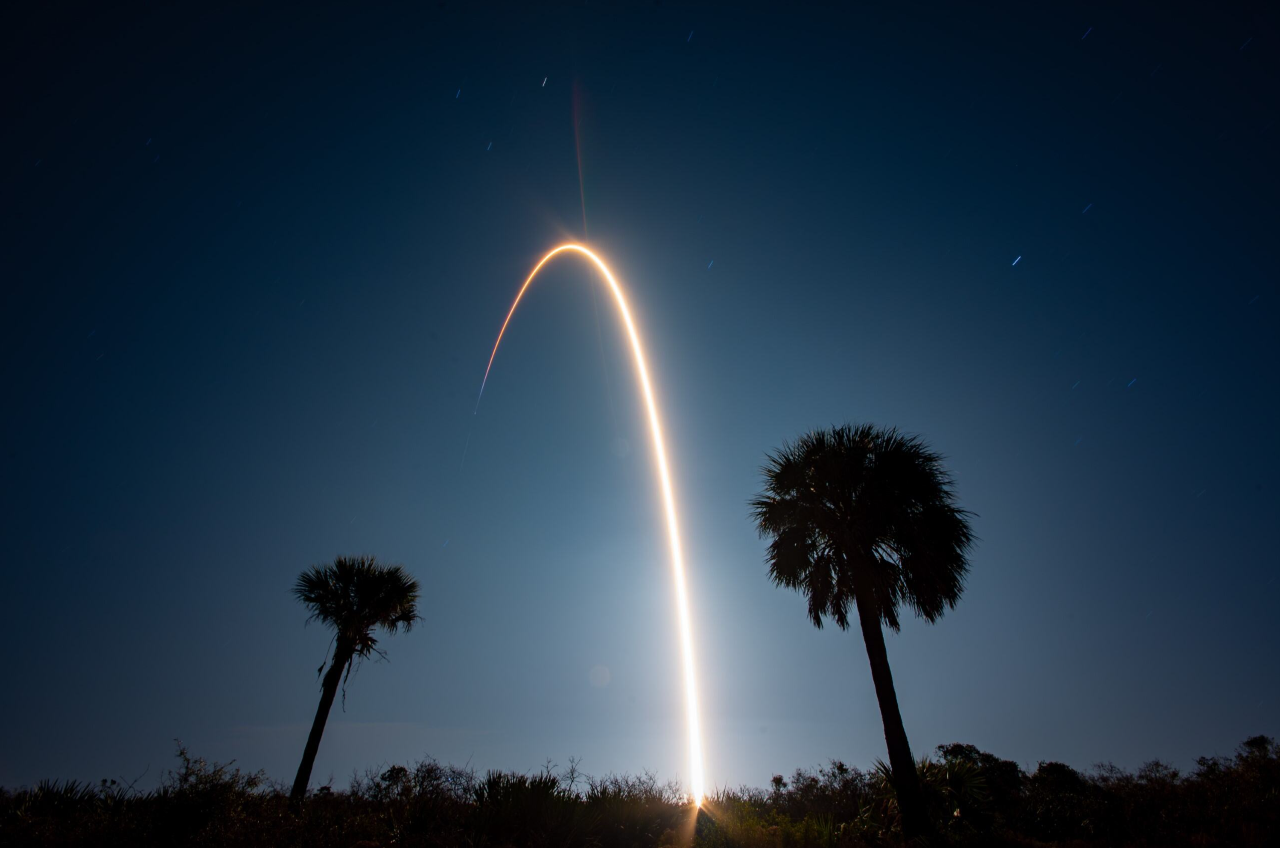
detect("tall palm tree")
[751,424,974,843]
[290,555,420,802]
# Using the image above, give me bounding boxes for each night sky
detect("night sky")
[2,1,1277,793]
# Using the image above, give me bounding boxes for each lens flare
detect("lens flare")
[477,244,706,805]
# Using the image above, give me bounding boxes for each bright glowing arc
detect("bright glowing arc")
[478,244,706,805]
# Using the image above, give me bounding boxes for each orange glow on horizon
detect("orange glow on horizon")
[477,243,707,806]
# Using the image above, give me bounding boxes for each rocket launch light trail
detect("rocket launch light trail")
[476,244,707,806]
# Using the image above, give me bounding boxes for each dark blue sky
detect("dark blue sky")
[2,1,1276,792]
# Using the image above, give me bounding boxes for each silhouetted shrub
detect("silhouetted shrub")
[937,741,1025,830]
[2,736,1277,846]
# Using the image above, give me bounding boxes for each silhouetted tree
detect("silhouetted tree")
[1024,761,1107,841]
[290,555,420,802]
[937,742,1024,828]
[751,424,975,843]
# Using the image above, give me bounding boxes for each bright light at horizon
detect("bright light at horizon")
[477,243,707,805]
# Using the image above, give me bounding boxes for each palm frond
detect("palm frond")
[293,555,421,656]
[751,423,976,632]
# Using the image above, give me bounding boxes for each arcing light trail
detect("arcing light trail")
[475,244,707,806]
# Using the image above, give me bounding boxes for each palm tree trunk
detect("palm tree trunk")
[291,642,354,803]
[853,593,932,844]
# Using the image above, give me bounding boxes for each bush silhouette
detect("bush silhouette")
[3,736,1278,846]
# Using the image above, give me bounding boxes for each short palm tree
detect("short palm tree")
[751,424,974,842]
[290,555,420,802]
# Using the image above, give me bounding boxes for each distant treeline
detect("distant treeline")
[3,735,1276,847]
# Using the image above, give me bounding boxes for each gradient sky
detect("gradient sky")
[2,1,1277,793]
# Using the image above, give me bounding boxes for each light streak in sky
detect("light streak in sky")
[476,244,707,805]
[573,82,589,235]
[1012,255,1022,266]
